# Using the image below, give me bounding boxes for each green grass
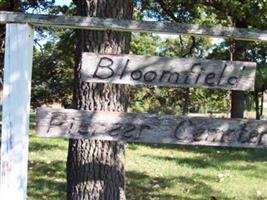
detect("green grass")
[27,128,267,200]
[125,144,267,200]
[28,132,67,200]
[3,113,266,199]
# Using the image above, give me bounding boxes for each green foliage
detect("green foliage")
[160,36,212,58]
[3,0,267,115]
[130,33,160,56]
[130,86,183,114]
[0,0,58,12]
[129,33,184,114]
[0,0,76,109]
[255,64,267,92]
[30,3,76,108]
[129,32,228,114]
[32,29,75,108]
[190,88,229,113]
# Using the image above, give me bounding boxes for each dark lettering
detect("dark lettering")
[144,71,157,82]
[48,114,67,133]
[173,119,194,141]
[195,72,202,84]
[235,66,246,87]
[68,122,74,134]
[89,129,96,137]
[228,76,238,86]
[120,59,130,79]
[184,74,190,84]
[205,73,216,86]
[108,123,122,136]
[240,66,246,72]
[93,57,114,79]
[50,114,66,126]
[159,71,180,84]
[217,64,227,85]
[122,124,136,139]
[78,125,89,135]
[135,124,151,139]
[190,63,204,84]
[131,70,142,80]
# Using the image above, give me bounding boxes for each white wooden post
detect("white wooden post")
[0,23,33,200]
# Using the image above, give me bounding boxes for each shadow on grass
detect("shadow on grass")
[28,160,66,200]
[141,153,267,171]
[128,143,267,163]
[130,143,267,181]
[126,171,231,200]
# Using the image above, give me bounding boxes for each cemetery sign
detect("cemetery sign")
[36,107,267,148]
[81,53,256,91]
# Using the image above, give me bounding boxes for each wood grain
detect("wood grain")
[36,107,267,148]
[0,23,33,200]
[0,11,267,42]
[81,53,256,91]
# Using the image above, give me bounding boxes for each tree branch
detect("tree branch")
[155,0,179,22]
[182,36,196,57]
[155,0,196,57]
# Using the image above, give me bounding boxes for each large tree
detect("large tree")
[67,0,134,199]
[142,0,267,118]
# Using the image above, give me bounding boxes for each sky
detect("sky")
[55,0,71,6]
[44,0,222,45]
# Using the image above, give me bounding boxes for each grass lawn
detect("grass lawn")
[28,126,267,200]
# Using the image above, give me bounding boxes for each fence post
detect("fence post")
[0,23,34,200]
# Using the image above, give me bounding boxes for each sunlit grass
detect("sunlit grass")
[125,144,267,200]
[28,130,67,200]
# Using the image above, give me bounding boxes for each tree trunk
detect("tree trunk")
[230,90,245,118]
[260,89,264,117]
[230,20,248,119]
[182,88,189,115]
[67,1,133,200]
[254,91,260,120]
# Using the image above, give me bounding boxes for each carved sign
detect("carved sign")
[36,107,267,148]
[80,53,256,91]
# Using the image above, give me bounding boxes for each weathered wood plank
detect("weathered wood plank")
[81,53,256,91]
[0,11,267,42]
[0,23,33,200]
[36,107,267,149]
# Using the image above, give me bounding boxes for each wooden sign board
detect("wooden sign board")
[81,53,256,91]
[36,107,267,148]
[1,12,267,42]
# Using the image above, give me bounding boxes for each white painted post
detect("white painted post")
[0,23,33,200]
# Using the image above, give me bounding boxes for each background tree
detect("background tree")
[66,0,133,199]
[0,0,59,107]
[32,28,74,108]
[137,0,267,118]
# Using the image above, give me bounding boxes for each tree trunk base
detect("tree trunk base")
[67,139,126,200]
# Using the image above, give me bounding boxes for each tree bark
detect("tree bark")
[182,88,189,115]
[230,20,247,119]
[254,91,260,120]
[67,1,133,199]
[230,90,245,118]
[260,90,264,117]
